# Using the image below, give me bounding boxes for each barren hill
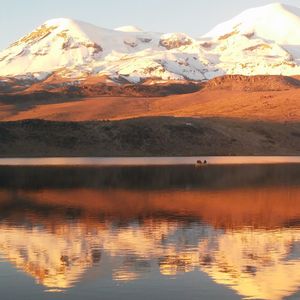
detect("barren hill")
[0,75,299,123]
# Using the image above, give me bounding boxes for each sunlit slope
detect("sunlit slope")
[1,3,300,83]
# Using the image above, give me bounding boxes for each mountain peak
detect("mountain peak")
[43,18,76,27]
[41,18,108,36]
[204,2,300,45]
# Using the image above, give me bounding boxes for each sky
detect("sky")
[1,0,300,50]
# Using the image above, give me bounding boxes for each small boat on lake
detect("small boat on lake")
[195,159,208,167]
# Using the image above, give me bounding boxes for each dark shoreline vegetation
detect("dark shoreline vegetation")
[0,116,299,157]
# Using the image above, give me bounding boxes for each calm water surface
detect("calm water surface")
[0,161,300,299]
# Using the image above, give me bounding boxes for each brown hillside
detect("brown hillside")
[0,75,299,122]
[204,75,300,91]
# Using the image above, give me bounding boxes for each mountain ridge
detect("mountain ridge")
[1,3,300,84]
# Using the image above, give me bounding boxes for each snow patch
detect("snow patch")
[115,25,143,33]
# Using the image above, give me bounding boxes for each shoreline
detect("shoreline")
[0,156,299,166]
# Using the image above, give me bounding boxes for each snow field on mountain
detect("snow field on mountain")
[1,3,300,82]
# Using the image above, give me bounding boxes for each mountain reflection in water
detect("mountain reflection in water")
[0,164,299,300]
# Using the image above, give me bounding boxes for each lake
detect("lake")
[0,159,300,299]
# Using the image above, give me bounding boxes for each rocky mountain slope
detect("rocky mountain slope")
[1,3,300,86]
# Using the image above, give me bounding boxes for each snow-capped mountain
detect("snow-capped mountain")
[1,3,300,84]
[205,3,300,45]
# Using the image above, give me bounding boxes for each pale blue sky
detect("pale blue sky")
[1,0,299,50]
